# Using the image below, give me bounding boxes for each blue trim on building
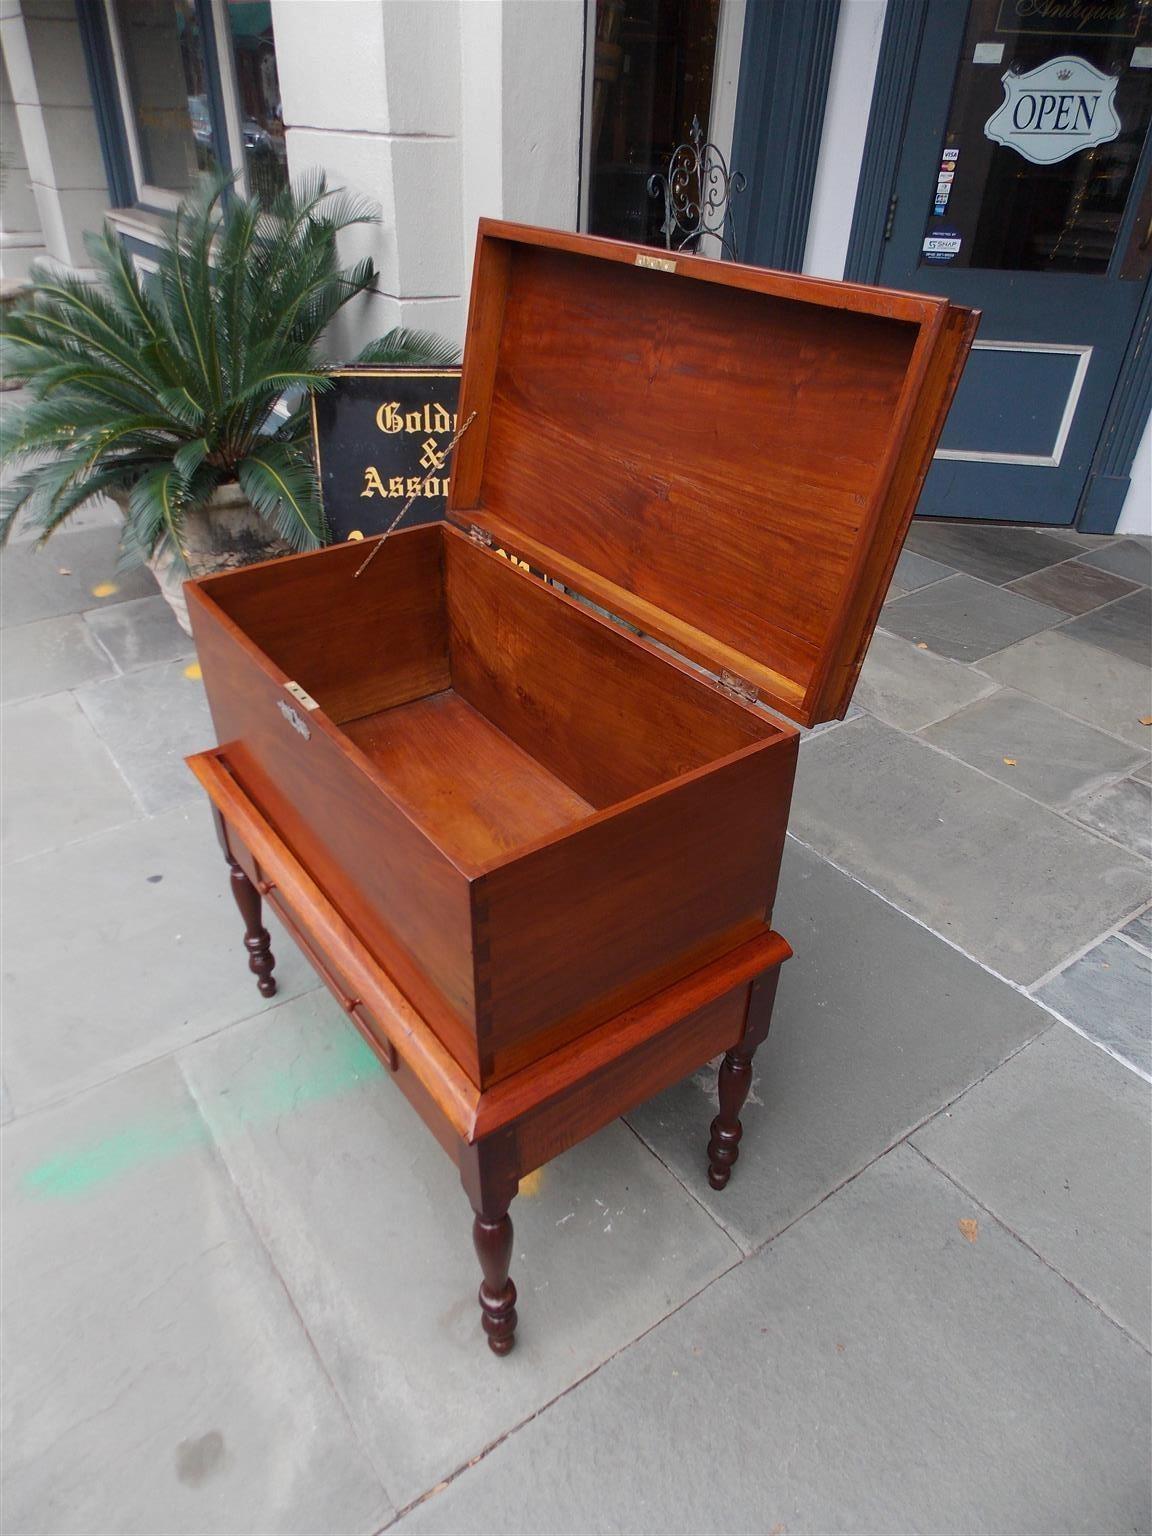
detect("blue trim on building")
[729,0,841,273]
[843,0,929,287]
[74,0,134,208]
[841,0,1147,533]
[1080,282,1152,532]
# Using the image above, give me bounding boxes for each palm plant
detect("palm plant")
[0,171,458,568]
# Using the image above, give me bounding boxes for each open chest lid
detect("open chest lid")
[447,220,978,729]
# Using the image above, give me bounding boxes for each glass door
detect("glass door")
[877,0,1152,524]
[580,0,727,245]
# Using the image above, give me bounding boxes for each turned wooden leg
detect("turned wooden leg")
[707,968,780,1191]
[472,1203,518,1356]
[227,859,277,998]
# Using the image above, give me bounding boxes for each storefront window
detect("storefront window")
[222,2,287,205]
[921,0,1152,274]
[113,0,217,195]
[585,0,721,244]
[109,0,285,208]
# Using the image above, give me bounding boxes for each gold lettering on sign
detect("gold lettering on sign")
[375,402,459,435]
[359,468,451,499]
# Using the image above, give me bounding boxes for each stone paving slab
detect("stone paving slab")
[395,1145,1152,1536]
[75,658,214,814]
[179,991,742,1510]
[1,1057,392,1534]
[1007,557,1140,615]
[1078,538,1152,586]
[2,692,140,864]
[1038,936,1151,1080]
[1060,585,1152,668]
[1067,776,1152,858]
[913,1026,1151,1348]
[1123,906,1152,949]
[0,613,115,704]
[892,548,956,593]
[83,592,195,672]
[853,627,997,732]
[981,628,1152,748]
[627,839,1050,1253]
[920,687,1148,808]
[0,526,154,628]
[1048,529,1118,550]
[2,803,317,1114]
[792,715,1152,985]
[903,521,1077,585]
[882,573,1065,663]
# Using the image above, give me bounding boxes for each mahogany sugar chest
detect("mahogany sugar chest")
[186,221,976,1355]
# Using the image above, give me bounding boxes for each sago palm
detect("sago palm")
[0,171,458,565]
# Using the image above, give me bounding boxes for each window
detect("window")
[106,0,287,210]
[921,0,1152,275]
[581,0,724,244]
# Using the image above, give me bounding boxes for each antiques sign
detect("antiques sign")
[984,55,1121,163]
[311,368,461,541]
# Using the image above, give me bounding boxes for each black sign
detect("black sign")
[995,0,1143,38]
[310,368,462,542]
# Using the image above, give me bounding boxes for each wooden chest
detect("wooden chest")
[187,221,976,1354]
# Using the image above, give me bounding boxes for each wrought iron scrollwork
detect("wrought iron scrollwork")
[647,115,746,261]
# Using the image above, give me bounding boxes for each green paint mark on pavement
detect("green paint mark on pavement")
[22,1114,209,1200]
[211,1022,385,1132]
[21,1009,386,1201]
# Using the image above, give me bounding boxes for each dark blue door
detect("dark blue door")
[877,0,1152,525]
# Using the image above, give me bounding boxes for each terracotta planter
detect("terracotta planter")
[114,482,291,635]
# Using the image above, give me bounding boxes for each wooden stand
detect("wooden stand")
[196,748,787,1354]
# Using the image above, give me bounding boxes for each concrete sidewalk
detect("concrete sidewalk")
[2,514,1149,1534]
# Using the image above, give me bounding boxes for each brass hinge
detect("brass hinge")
[716,669,758,704]
[635,252,677,273]
[284,680,319,712]
[468,523,494,548]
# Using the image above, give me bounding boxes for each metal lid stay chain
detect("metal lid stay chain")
[353,410,477,579]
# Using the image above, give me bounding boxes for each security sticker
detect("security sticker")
[922,230,962,262]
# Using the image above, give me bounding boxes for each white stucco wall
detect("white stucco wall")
[272,0,581,356]
[1117,413,1151,535]
[0,0,108,272]
[802,0,888,282]
[0,44,45,278]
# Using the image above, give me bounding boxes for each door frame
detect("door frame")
[729,0,841,271]
[843,0,1152,533]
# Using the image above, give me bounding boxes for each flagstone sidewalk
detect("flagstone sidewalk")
[1,514,1149,1534]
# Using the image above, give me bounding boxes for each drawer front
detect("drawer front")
[255,866,399,1073]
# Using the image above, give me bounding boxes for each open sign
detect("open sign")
[984,55,1121,165]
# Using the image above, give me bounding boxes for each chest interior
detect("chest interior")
[198,524,784,875]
